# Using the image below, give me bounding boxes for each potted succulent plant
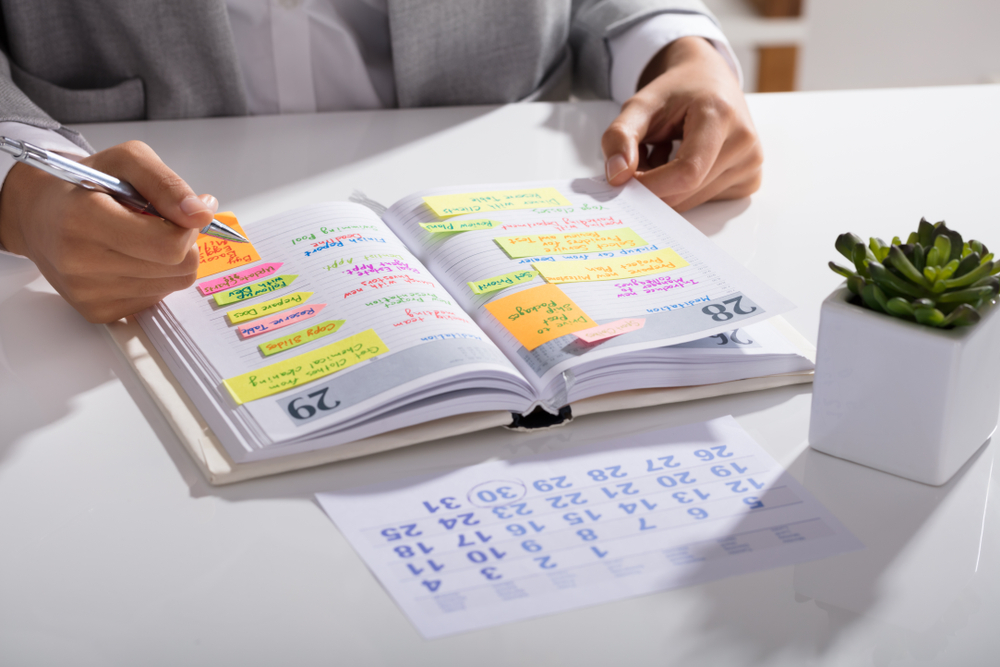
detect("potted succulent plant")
[809,218,1000,485]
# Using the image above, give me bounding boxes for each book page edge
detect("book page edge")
[103,317,511,485]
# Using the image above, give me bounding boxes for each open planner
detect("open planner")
[108,178,815,484]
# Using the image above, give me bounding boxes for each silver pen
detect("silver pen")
[0,136,248,243]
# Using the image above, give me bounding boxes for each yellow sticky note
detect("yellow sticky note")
[196,212,262,279]
[423,188,571,218]
[258,319,346,356]
[214,275,298,306]
[484,283,597,351]
[419,219,502,233]
[494,228,649,258]
[534,248,689,284]
[226,291,313,324]
[223,328,388,404]
[468,269,538,295]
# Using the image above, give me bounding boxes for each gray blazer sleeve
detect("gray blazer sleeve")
[0,0,246,153]
[571,0,720,98]
[0,50,91,152]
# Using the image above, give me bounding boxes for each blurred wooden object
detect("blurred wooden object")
[757,45,798,92]
[746,0,802,17]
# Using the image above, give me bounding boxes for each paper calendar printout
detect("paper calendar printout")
[317,417,861,638]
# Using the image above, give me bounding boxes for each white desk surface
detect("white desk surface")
[2,85,999,666]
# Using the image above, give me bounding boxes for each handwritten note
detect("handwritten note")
[197,262,283,295]
[195,212,262,279]
[237,304,326,340]
[423,188,571,218]
[534,248,689,284]
[213,275,298,306]
[494,229,648,259]
[315,416,862,638]
[258,319,345,356]
[223,328,388,404]
[573,318,647,343]
[468,270,538,295]
[419,220,502,233]
[226,291,314,324]
[484,283,596,351]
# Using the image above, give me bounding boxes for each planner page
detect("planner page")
[139,203,534,461]
[381,179,795,401]
[316,416,861,638]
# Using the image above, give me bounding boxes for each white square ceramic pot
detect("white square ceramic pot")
[809,286,1000,485]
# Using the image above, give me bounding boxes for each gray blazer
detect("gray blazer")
[0,0,717,152]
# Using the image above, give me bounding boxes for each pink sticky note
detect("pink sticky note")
[198,262,284,295]
[237,304,326,339]
[573,318,646,343]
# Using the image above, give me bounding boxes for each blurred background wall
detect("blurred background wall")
[704,0,1000,92]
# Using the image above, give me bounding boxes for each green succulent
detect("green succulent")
[830,218,1000,328]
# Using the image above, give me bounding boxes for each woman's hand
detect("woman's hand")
[602,36,763,212]
[0,140,217,323]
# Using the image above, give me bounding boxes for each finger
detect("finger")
[636,99,729,199]
[63,191,201,266]
[86,141,215,230]
[646,141,675,171]
[602,99,657,186]
[63,239,201,280]
[670,162,762,212]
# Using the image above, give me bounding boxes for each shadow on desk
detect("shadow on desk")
[668,439,993,665]
[0,267,117,464]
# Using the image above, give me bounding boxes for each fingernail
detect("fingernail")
[605,154,629,182]
[199,194,219,214]
[180,195,210,216]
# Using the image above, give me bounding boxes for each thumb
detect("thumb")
[601,102,652,186]
[89,140,217,230]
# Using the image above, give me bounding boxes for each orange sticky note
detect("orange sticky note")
[484,283,597,351]
[196,211,262,279]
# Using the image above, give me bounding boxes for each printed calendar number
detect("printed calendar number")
[468,480,527,507]
[546,493,587,509]
[423,497,461,513]
[710,330,752,346]
[394,542,434,558]
[457,531,493,547]
[521,540,543,553]
[693,445,733,461]
[380,523,422,541]
[656,471,696,488]
[619,499,657,514]
[439,513,479,529]
[467,548,507,563]
[534,555,557,569]
[645,456,680,471]
[710,463,748,477]
[506,521,545,536]
[532,476,572,493]
[600,482,638,499]
[287,387,341,420]
[563,510,601,525]
[701,295,757,322]
[492,503,532,519]
[586,466,627,481]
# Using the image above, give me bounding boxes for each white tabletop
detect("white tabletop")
[2,85,999,666]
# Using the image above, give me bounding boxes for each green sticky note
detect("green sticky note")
[419,219,502,233]
[468,269,538,294]
[214,275,298,305]
[258,320,346,356]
